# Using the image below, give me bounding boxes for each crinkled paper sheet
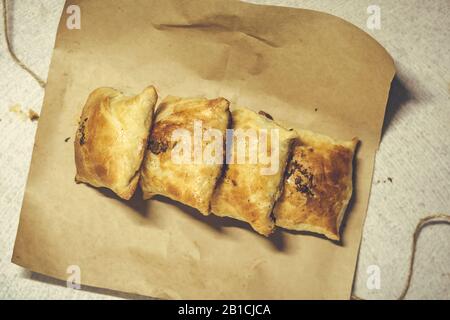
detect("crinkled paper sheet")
[12,0,395,299]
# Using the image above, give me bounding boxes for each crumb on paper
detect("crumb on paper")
[9,104,22,114]
[65,137,71,143]
[9,104,28,121]
[375,178,393,185]
[28,109,40,121]
[10,104,40,122]
[314,108,318,112]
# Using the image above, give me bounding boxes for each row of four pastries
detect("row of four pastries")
[74,86,358,241]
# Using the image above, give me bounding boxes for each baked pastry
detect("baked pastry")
[211,108,296,236]
[273,129,358,241]
[75,86,158,200]
[140,96,231,215]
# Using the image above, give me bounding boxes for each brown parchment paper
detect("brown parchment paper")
[12,0,395,299]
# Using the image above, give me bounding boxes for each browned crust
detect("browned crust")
[74,86,157,200]
[274,131,358,241]
[140,96,231,214]
[211,108,296,237]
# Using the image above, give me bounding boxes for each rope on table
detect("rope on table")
[2,0,46,88]
[351,214,450,300]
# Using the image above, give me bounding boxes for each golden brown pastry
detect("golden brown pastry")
[274,129,358,241]
[75,86,157,200]
[211,108,296,236]
[140,96,231,215]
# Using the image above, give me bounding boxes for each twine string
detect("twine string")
[352,214,450,300]
[2,0,46,88]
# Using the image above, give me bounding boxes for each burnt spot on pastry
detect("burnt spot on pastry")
[148,138,169,155]
[78,117,88,145]
[258,110,274,120]
[94,164,107,179]
[328,145,353,183]
[288,160,315,198]
[148,121,186,155]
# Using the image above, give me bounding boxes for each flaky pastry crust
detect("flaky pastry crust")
[75,86,157,200]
